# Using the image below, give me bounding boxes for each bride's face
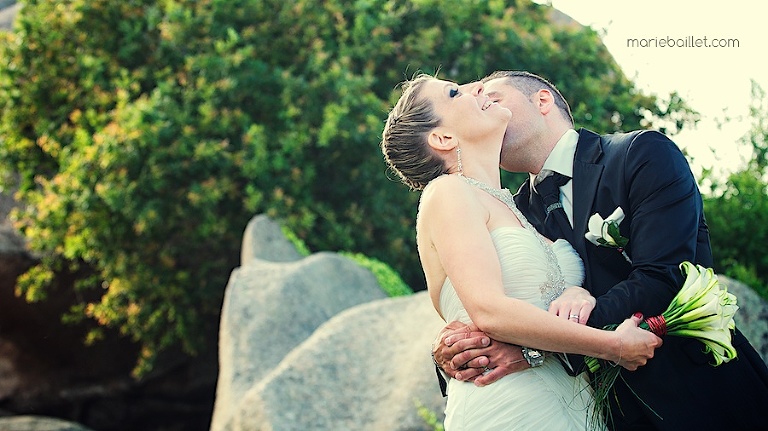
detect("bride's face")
[421,78,511,143]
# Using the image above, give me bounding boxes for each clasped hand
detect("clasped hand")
[432,286,659,385]
[432,321,529,386]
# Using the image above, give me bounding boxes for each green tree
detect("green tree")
[704,80,768,299]
[0,0,694,375]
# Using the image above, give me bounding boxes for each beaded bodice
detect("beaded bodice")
[460,175,570,307]
[434,175,584,321]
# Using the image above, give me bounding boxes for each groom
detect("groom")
[432,70,768,430]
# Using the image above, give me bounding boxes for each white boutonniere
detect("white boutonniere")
[585,207,632,263]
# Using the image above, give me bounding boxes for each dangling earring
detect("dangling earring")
[456,147,463,175]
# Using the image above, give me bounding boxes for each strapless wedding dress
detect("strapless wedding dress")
[440,227,603,430]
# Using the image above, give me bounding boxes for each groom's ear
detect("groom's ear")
[427,129,458,152]
[535,89,556,115]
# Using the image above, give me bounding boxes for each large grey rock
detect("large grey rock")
[211,250,387,430]
[232,291,446,431]
[0,416,94,431]
[240,215,303,264]
[722,275,768,363]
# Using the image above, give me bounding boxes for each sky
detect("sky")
[535,0,768,179]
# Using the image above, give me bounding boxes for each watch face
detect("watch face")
[524,348,544,367]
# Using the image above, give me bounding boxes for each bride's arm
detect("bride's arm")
[421,177,660,366]
[434,286,595,384]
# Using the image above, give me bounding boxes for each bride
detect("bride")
[380,75,661,430]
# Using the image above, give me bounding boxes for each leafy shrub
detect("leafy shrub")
[705,169,768,300]
[340,251,413,297]
[703,81,768,300]
[281,225,311,257]
[0,0,684,374]
[415,399,445,431]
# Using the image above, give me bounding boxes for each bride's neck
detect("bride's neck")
[453,136,503,188]
[459,164,501,189]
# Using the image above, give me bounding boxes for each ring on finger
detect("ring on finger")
[569,314,580,320]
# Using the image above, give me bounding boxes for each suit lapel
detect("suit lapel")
[572,129,604,260]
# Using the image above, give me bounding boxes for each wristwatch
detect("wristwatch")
[521,347,544,368]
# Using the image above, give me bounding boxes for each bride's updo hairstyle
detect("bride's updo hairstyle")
[381,74,448,190]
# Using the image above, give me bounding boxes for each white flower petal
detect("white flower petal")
[585,231,602,246]
[605,207,625,224]
[587,213,604,234]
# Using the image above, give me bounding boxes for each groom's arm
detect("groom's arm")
[588,131,708,328]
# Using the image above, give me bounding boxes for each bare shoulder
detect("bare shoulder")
[418,174,488,236]
[420,174,475,208]
[419,175,465,228]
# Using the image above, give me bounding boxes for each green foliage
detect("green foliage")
[704,81,768,300]
[725,264,767,299]
[415,399,445,431]
[704,168,768,300]
[340,251,413,297]
[0,0,687,375]
[281,225,311,257]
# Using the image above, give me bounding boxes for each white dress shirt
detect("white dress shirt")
[531,129,578,225]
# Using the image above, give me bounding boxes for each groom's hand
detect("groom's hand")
[433,321,491,381]
[470,342,529,387]
[433,321,528,385]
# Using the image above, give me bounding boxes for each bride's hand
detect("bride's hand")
[548,286,596,325]
[612,313,663,371]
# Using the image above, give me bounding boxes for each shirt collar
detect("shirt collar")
[531,129,578,185]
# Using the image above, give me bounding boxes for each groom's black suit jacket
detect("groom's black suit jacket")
[514,128,768,430]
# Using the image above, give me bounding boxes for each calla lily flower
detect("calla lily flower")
[585,207,626,247]
[585,207,631,263]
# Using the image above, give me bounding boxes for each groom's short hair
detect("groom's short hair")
[483,70,574,126]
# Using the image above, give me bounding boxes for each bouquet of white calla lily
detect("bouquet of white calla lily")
[585,261,739,428]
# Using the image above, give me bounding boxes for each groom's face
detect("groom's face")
[484,78,544,172]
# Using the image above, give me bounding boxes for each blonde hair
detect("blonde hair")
[381,74,447,190]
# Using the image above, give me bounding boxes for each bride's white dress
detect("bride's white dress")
[440,227,601,430]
